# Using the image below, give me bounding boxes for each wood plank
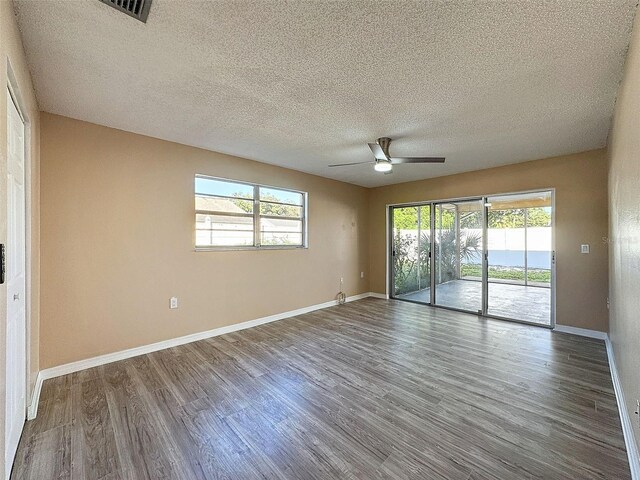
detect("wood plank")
[12,299,632,479]
[11,424,71,480]
[73,378,120,479]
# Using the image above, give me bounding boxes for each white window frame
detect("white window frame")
[195,174,308,251]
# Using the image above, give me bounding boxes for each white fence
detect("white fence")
[396,227,552,268]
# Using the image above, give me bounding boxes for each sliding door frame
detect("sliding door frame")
[481,188,556,328]
[386,188,556,328]
[388,204,432,306]
[431,197,484,314]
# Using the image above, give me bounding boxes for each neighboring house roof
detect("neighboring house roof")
[196,196,298,229]
[195,196,249,215]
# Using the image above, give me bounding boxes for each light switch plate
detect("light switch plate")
[581,244,590,254]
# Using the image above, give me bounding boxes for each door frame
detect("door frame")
[386,188,556,328]
[5,66,32,479]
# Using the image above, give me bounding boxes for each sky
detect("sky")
[195,177,302,205]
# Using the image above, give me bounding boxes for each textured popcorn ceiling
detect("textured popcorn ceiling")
[14,0,638,187]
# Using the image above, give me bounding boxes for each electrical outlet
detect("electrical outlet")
[581,244,590,254]
[170,297,178,309]
[360,271,364,279]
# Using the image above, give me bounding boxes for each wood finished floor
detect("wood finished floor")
[12,298,630,479]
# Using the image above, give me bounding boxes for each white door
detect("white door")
[5,89,26,479]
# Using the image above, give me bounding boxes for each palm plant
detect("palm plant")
[420,229,482,283]
[393,227,482,295]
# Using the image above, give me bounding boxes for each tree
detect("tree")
[392,206,431,230]
[233,192,301,217]
[395,206,550,230]
[488,207,551,228]
[393,208,418,230]
[526,207,552,227]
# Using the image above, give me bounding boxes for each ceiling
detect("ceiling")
[14,0,637,188]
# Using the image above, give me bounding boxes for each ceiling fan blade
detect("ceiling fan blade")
[368,143,388,161]
[328,161,375,167]
[390,157,446,164]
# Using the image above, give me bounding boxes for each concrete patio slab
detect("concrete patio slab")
[397,279,551,325]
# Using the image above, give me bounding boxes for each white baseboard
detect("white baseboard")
[368,292,389,299]
[606,336,640,480]
[29,292,639,480]
[553,324,608,340]
[27,292,383,419]
[27,371,44,420]
[552,318,638,474]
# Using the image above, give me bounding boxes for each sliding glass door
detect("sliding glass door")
[390,205,430,303]
[433,199,484,313]
[389,190,554,327]
[486,191,553,325]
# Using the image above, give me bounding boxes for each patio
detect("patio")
[397,279,551,325]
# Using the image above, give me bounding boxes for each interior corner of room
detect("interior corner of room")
[1,0,640,479]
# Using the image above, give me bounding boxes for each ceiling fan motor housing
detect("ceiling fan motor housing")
[377,137,392,158]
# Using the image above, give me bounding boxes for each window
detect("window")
[195,175,307,249]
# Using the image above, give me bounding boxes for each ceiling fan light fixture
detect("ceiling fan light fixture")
[374,161,392,172]
[327,137,445,170]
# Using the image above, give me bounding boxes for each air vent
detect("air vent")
[99,0,152,23]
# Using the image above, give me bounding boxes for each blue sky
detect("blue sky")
[196,177,302,205]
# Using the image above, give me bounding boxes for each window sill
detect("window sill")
[194,245,308,252]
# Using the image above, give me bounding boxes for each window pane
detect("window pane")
[261,232,303,246]
[259,202,302,218]
[196,177,253,199]
[260,218,303,246]
[196,213,254,230]
[259,187,303,206]
[196,230,254,247]
[260,218,302,232]
[196,195,253,214]
[196,213,254,247]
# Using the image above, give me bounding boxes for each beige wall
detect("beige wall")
[368,149,609,331]
[40,113,369,368]
[608,9,640,457]
[0,0,41,474]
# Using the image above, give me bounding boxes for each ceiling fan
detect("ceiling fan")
[329,137,445,173]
